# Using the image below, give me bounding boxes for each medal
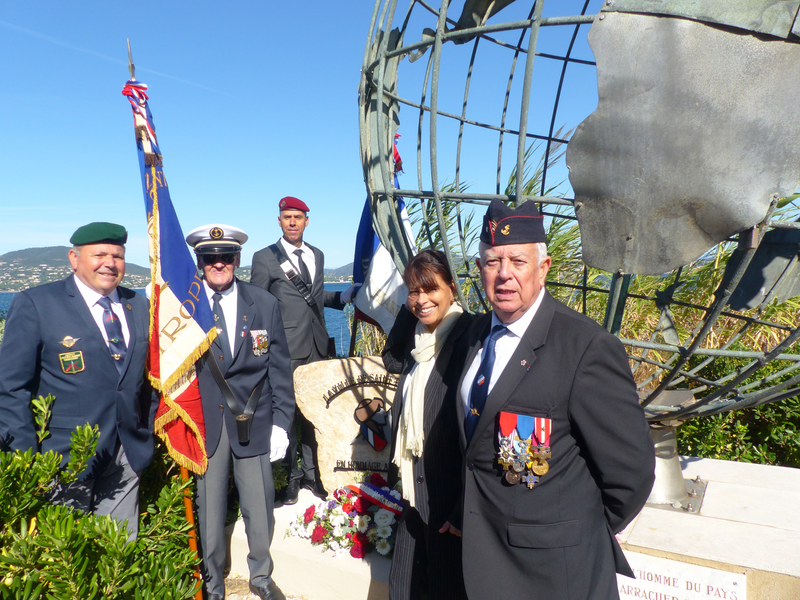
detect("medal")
[497,411,553,488]
[530,456,549,475]
[522,470,538,489]
[250,329,269,356]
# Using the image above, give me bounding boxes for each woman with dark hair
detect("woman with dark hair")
[383,249,472,600]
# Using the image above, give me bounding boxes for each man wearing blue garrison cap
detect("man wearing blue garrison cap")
[455,200,656,599]
[0,222,157,540]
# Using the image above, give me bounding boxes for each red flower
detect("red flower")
[345,532,352,540]
[352,532,369,546]
[370,473,388,487]
[350,543,366,559]
[341,502,354,515]
[349,519,354,527]
[346,492,354,499]
[303,505,316,524]
[311,525,328,544]
[353,497,372,514]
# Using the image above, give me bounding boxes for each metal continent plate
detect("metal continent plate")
[603,0,800,40]
[566,11,800,275]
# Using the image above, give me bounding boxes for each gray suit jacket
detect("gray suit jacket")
[457,291,655,600]
[250,240,344,361]
[0,276,156,479]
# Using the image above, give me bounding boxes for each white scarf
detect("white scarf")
[393,302,463,507]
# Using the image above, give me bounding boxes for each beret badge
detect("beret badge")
[210,227,224,240]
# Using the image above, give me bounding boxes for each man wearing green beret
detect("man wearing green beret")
[0,222,157,540]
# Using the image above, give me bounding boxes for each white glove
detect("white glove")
[341,283,362,304]
[269,426,289,462]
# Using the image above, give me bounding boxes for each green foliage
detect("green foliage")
[676,397,800,466]
[0,401,201,599]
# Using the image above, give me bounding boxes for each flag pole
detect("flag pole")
[127,39,204,600]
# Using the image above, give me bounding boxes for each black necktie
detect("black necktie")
[97,296,127,374]
[294,248,311,285]
[465,325,507,441]
[212,292,231,370]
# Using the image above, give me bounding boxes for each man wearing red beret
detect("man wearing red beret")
[251,197,359,504]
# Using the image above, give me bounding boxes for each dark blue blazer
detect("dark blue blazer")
[196,280,295,459]
[0,275,156,478]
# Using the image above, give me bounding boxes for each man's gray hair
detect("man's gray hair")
[72,245,82,257]
[478,241,548,267]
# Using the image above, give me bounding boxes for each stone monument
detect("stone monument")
[293,356,398,493]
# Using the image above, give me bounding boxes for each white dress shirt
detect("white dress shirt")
[279,237,316,285]
[73,275,131,346]
[203,279,238,356]
[460,289,546,418]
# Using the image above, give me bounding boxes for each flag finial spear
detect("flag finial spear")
[127,38,136,81]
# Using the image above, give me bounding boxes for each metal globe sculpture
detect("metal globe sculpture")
[359,0,800,506]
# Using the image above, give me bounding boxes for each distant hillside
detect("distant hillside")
[0,246,149,276]
[325,262,354,280]
[0,246,150,291]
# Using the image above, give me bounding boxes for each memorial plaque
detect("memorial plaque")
[293,357,398,493]
[619,552,746,600]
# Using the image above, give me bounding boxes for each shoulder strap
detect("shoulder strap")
[207,354,265,419]
[268,244,326,322]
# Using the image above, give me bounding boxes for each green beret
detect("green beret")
[69,222,128,246]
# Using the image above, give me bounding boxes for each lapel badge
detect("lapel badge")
[61,336,80,348]
[126,303,132,310]
[243,315,247,322]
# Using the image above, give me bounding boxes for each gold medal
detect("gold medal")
[530,456,549,475]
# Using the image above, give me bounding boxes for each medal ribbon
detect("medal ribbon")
[515,415,535,441]
[498,411,518,437]
[533,417,552,447]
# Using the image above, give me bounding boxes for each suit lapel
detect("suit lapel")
[466,292,557,450]
[231,281,255,363]
[65,276,118,373]
[117,288,140,378]
[458,314,491,450]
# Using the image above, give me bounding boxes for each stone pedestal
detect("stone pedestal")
[293,357,399,492]
[619,457,800,600]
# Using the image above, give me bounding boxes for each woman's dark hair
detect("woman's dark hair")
[403,249,454,292]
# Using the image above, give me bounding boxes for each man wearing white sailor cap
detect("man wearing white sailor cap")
[186,223,294,600]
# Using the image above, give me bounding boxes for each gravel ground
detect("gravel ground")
[225,576,307,600]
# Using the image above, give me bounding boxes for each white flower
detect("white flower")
[306,522,316,538]
[374,508,396,527]
[332,525,343,538]
[375,538,392,556]
[376,525,392,539]
[330,513,347,528]
[389,489,401,499]
[330,540,341,553]
[366,527,379,541]
[382,486,390,492]
[356,515,371,532]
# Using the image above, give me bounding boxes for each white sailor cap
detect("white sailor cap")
[185,224,248,255]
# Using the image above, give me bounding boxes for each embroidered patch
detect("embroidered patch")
[250,329,269,356]
[59,350,85,374]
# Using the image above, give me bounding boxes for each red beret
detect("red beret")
[278,196,310,212]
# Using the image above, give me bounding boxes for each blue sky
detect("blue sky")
[1,0,601,271]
